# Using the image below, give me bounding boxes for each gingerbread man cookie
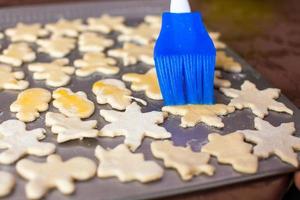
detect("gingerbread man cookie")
[99,102,171,151]
[122,68,162,100]
[0,171,15,197]
[0,65,29,90]
[0,43,36,67]
[5,23,48,42]
[16,154,96,199]
[52,88,95,119]
[95,144,163,183]
[221,80,293,118]
[78,32,114,52]
[10,88,51,122]
[0,119,55,164]
[45,19,84,37]
[74,52,119,77]
[28,59,75,87]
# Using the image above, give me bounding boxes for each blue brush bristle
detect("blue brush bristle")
[154,12,216,106]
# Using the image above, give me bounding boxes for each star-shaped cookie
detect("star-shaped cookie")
[5,23,48,42]
[45,19,84,37]
[78,32,114,52]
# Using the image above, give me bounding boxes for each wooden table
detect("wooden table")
[0,0,299,200]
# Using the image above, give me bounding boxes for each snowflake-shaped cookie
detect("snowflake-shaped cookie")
[45,112,98,143]
[28,59,75,87]
[99,102,171,151]
[151,140,215,181]
[162,104,235,128]
[86,14,129,34]
[0,65,29,90]
[214,70,231,88]
[221,80,293,118]
[216,51,242,73]
[240,118,300,167]
[0,43,36,67]
[37,36,76,58]
[16,154,96,199]
[10,88,51,122]
[74,52,119,77]
[52,88,95,119]
[5,23,48,42]
[0,119,55,164]
[95,144,163,183]
[0,171,15,197]
[202,132,258,174]
[118,23,160,45]
[45,19,84,37]
[78,32,114,52]
[107,42,154,66]
[122,68,162,100]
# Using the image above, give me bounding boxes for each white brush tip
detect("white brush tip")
[170,0,191,13]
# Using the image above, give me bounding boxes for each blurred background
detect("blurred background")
[0,0,298,199]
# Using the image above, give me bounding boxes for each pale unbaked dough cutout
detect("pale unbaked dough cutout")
[78,32,114,52]
[108,42,154,66]
[0,43,36,67]
[216,51,242,73]
[45,19,84,37]
[5,23,48,42]
[151,140,215,181]
[214,70,231,88]
[52,88,95,119]
[37,36,76,58]
[202,132,258,174]
[0,65,29,90]
[0,119,55,164]
[0,171,15,197]
[122,68,162,100]
[28,59,75,87]
[45,112,98,143]
[86,15,129,34]
[221,80,293,118]
[74,52,119,77]
[162,104,235,128]
[240,118,300,167]
[99,102,171,151]
[92,79,146,110]
[10,88,51,122]
[95,144,163,183]
[16,154,96,199]
[209,32,227,49]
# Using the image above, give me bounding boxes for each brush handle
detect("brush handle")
[170,0,191,13]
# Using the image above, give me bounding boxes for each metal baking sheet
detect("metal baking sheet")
[0,1,299,200]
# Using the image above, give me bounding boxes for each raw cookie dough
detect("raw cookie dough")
[216,51,242,73]
[16,154,96,199]
[37,36,76,58]
[240,118,300,167]
[122,68,162,100]
[99,102,171,151]
[28,59,75,87]
[10,88,51,122]
[118,23,159,45]
[5,23,48,42]
[0,171,15,197]
[45,112,98,143]
[45,19,84,37]
[221,80,293,118]
[0,43,36,67]
[52,88,95,119]
[92,79,144,110]
[202,132,258,174]
[214,70,231,88]
[0,65,29,90]
[107,42,154,66]
[78,32,114,52]
[86,14,129,34]
[209,32,227,49]
[0,119,55,164]
[74,52,119,77]
[151,140,215,181]
[162,104,235,128]
[95,144,163,183]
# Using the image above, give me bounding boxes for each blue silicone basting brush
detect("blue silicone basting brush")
[154,0,216,105]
